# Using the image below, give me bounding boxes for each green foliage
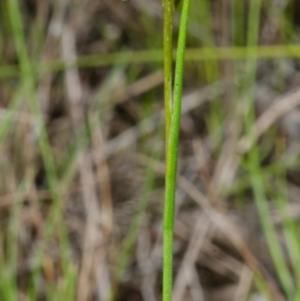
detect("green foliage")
[1,1,300,301]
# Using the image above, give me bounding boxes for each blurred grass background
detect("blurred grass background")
[1,0,300,300]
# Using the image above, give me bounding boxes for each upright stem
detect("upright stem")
[163,0,174,151]
[163,0,190,300]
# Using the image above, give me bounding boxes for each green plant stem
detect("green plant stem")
[163,0,174,150]
[163,0,190,300]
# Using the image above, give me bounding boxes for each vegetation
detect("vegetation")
[1,0,300,301]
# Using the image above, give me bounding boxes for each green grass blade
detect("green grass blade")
[241,0,294,297]
[163,0,190,300]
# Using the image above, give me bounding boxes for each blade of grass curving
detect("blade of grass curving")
[6,0,75,298]
[6,0,57,212]
[269,171,300,300]
[250,167,294,299]
[163,0,190,300]
[242,0,294,298]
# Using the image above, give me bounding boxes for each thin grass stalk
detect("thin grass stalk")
[163,0,174,150]
[271,177,300,300]
[241,0,294,298]
[4,46,300,79]
[163,0,190,300]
